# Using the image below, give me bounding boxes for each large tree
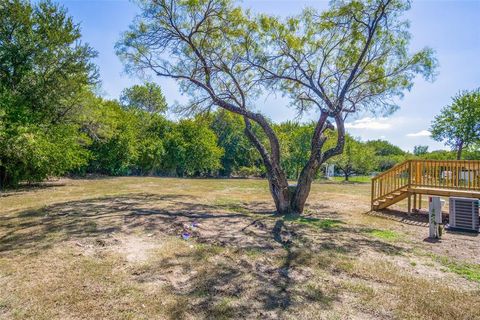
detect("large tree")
[430,89,480,160]
[0,0,97,188]
[117,0,435,215]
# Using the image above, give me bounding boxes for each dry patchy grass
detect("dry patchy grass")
[1,177,479,319]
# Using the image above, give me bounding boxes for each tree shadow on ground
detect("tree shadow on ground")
[131,217,340,319]
[365,209,429,227]
[1,192,409,318]
[0,193,260,253]
[285,213,405,256]
[0,181,67,198]
[2,192,406,254]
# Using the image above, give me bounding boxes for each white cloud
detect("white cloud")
[406,130,431,137]
[345,117,391,130]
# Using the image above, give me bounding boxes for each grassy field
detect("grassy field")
[1,177,480,319]
[330,175,372,183]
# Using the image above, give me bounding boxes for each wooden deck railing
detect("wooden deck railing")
[371,160,411,203]
[371,160,480,204]
[410,160,480,190]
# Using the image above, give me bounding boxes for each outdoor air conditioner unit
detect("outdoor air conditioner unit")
[448,197,480,232]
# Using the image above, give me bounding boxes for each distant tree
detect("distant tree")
[120,82,168,113]
[366,139,406,171]
[366,140,405,156]
[85,99,140,175]
[77,92,172,176]
[464,147,480,160]
[164,119,223,177]
[413,145,429,156]
[275,122,316,179]
[375,156,405,171]
[0,0,97,188]
[331,136,377,181]
[208,110,260,177]
[431,89,480,160]
[420,150,455,160]
[134,113,170,175]
[117,0,436,214]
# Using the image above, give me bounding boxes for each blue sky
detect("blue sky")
[55,0,480,152]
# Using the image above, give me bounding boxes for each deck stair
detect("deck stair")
[371,160,480,211]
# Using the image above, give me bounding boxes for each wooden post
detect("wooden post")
[408,160,412,187]
[407,194,411,214]
[416,161,421,186]
[418,194,422,210]
[413,193,417,211]
[407,161,412,214]
[371,180,374,211]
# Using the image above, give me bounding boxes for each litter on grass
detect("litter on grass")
[181,221,199,240]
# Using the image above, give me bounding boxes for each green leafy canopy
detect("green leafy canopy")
[0,0,98,186]
[431,89,480,159]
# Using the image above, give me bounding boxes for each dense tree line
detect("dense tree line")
[0,0,221,187]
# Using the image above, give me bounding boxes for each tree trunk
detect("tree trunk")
[263,162,310,216]
[0,166,6,190]
[242,117,292,215]
[289,157,319,215]
[345,172,349,181]
[456,141,464,160]
[268,174,292,215]
[240,111,345,216]
[288,114,345,215]
[290,182,310,215]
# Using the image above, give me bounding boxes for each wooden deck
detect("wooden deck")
[409,186,480,198]
[371,160,480,211]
